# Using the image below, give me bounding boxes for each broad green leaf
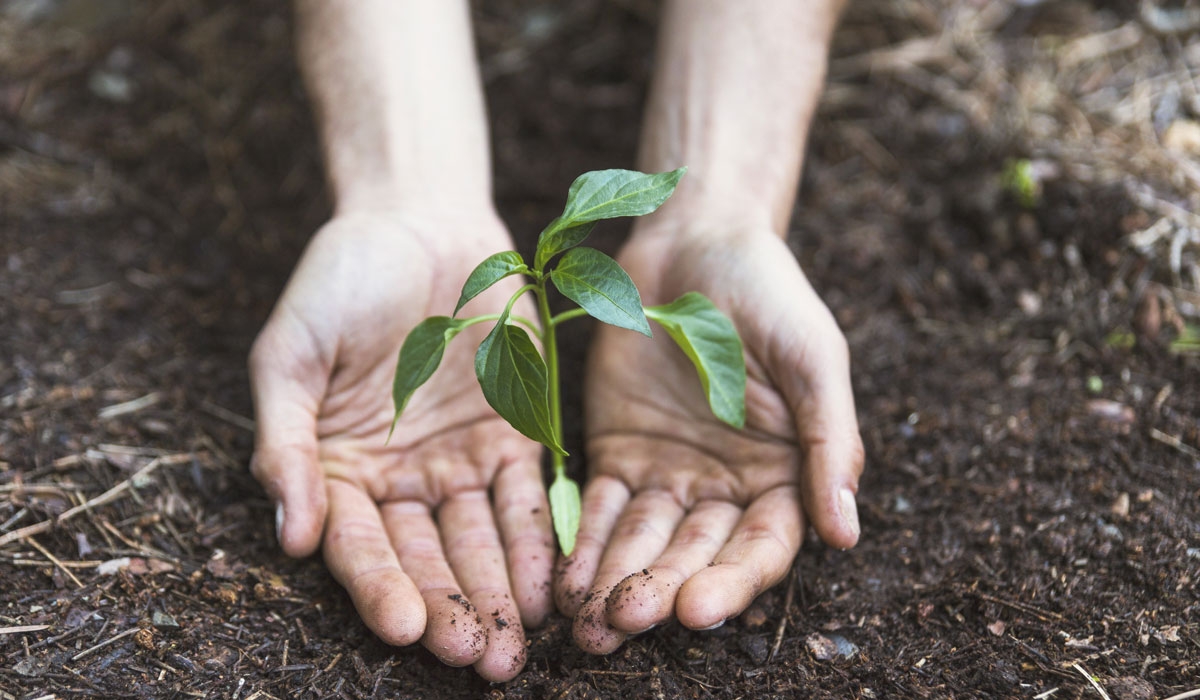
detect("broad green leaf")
[533,219,595,271]
[454,251,528,316]
[644,292,746,428]
[393,316,467,420]
[561,167,686,224]
[549,474,581,555]
[475,321,567,455]
[533,168,685,271]
[550,247,651,336]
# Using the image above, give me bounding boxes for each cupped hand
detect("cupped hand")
[556,223,864,654]
[248,210,552,681]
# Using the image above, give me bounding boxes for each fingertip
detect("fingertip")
[358,575,427,648]
[275,479,328,558]
[674,566,748,630]
[421,594,487,667]
[801,436,864,551]
[572,591,627,655]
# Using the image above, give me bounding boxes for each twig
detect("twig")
[97,392,162,420]
[975,592,1065,622]
[71,627,139,660]
[1163,690,1200,700]
[1034,689,1059,699]
[768,568,798,663]
[1149,428,1200,459]
[0,624,50,635]
[1073,662,1112,700]
[0,453,194,547]
[26,536,84,588]
[199,400,255,433]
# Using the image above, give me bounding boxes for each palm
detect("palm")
[558,229,863,654]
[249,212,551,682]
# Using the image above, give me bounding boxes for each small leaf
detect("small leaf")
[533,219,595,271]
[454,251,528,316]
[645,292,746,428]
[475,321,567,455]
[393,316,466,419]
[561,168,686,224]
[550,248,651,336]
[548,474,581,555]
[533,168,685,271]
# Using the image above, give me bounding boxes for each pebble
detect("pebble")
[805,632,859,661]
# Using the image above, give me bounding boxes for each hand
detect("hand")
[555,222,864,653]
[248,210,553,681]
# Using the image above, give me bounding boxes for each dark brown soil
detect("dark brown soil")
[2,1,1197,698]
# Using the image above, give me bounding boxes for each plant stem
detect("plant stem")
[549,307,589,326]
[535,280,566,477]
[458,312,541,340]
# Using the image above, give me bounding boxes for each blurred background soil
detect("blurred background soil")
[1,0,1197,697]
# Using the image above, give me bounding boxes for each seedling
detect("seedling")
[391,168,746,554]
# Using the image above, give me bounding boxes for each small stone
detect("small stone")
[805,632,858,661]
[1111,492,1130,518]
[893,495,914,514]
[134,626,156,650]
[740,603,769,629]
[152,611,180,630]
[987,620,1006,636]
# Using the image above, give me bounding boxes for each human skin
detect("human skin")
[250,0,859,679]
[249,0,550,682]
[554,0,863,653]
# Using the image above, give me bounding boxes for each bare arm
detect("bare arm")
[295,0,491,213]
[638,0,846,234]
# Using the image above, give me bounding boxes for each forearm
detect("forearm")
[295,0,491,213]
[637,0,846,236]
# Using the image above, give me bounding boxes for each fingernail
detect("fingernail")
[698,619,725,631]
[839,488,860,539]
[275,502,285,545]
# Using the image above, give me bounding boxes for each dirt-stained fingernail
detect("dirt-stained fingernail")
[839,488,860,539]
[275,502,285,545]
[698,619,725,631]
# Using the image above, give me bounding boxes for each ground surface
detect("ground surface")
[2,1,1198,698]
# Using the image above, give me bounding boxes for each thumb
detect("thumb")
[772,301,864,551]
[248,327,329,558]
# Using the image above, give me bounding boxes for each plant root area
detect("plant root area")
[1,1,1197,698]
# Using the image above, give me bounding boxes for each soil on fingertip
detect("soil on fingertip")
[2,1,1197,698]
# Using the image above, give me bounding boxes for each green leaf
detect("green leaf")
[549,474,581,556]
[533,168,685,271]
[533,219,595,272]
[644,292,746,428]
[561,167,686,223]
[454,251,528,316]
[550,247,651,336]
[475,321,567,455]
[393,316,467,419]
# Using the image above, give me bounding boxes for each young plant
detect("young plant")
[391,168,746,555]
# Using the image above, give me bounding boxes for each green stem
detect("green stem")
[458,311,541,340]
[549,307,589,326]
[536,280,566,477]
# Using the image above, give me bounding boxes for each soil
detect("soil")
[2,1,1198,698]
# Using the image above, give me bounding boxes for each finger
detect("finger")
[248,331,328,557]
[381,501,486,667]
[439,491,527,682]
[787,329,864,550]
[323,480,425,646]
[493,458,555,628]
[571,489,685,655]
[553,475,630,616]
[675,485,803,630]
[604,500,741,634]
